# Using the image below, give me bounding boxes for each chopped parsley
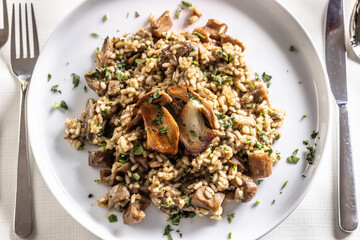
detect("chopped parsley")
[287,155,300,164]
[181,1,192,7]
[160,127,169,135]
[227,213,235,224]
[198,136,203,142]
[258,179,264,185]
[192,60,200,67]
[272,199,276,204]
[71,73,80,89]
[306,145,316,164]
[135,11,140,18]
[194,32,205,39]
[163,224,174,240]
[50,85,61,94]
[115,69,123,81]
[108,214,118,223]
[47,73,52,81]
[221,117,235,129]
[303,140,309,145]
[281,180,288,189]
[152,105,164,125]
[167,210,196,226]
[83,86,88,92]
[88,194,93,198]
[247,104,254,109]
[293,149,298,155]
[190,130,197,137]
[135,58,142,65]
[311,130,318,139]
[133,173,140,181]
[184,197,191,206]
[255,72,259,80]
[134,144,144,155]
[118,153,129,163]
[216,113,226,120]
[186,88,198,101]
[262,72,272,82]
[289,45,294,51]
[94,179,101,183]
[104,13,109,21]
[302,114,307,119]
[228,232,232,239]
[255,200,260,205]
[146,90,161,104]
[91,32,100,37]
[175,7,182,19]
[54,100,68,110]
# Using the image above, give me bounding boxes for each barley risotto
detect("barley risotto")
[64,10,285,225]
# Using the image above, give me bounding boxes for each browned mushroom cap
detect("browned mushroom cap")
[85,71,102,93]
[191,186,225,214]
[128,90,172,129]
[140,103,179,155]
[127,53,141,66]
[97,37,113,68]
[150,10,173,38]
[88,150,114,168]
[123,195,151,224]
[252,84,269,103]
[204,19,228,40]
[193,27,211,43]
[248,151,273,179]
[230,173,257,203]
[226,157,248,173]
[100,162,132,186]
[178,100,215,154]
[167,85,219,129]
[220,35,246,51]
[107,183,130,209]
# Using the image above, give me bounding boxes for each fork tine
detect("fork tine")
[3,0,9,34]
[25,4,30,58]
[10,4,16,63]
[31,4,39,58]
[18,4,23,58]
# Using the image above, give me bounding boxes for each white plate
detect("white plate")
[27,0,332,239]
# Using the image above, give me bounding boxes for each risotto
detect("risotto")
[64,10,285,225]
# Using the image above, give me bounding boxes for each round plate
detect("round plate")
[27,0,332,239]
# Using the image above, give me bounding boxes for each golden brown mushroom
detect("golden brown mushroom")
[230,173,258,203]
[191,186,225,215]
[248,151,273,179]
[150,10,173,38]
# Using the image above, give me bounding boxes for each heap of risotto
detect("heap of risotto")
[64,10,285,224]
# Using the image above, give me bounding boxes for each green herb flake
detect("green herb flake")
[272,199,275,204]
[50,85,62,94]
[134,144,144,155]
[281,180,288,190]
[108,214,118,223]
[181,1,192,7]
[216,113,226,120]
[104,13,109,21]
[303,140,309,145]
[58,100,69,110]
[133,173,140,181]
[146,90,161,104]
[302,174,307,178]
[287,155,300,164]
[175,7,182,18]
[311,130,318,139]
[255,200,260,205]
[94,179,101,183]
[246,139,252,144]
[306,145,316,164]
[262,72,272,82]
[221,117,235,129]
[152,104,164,125]
[302,114,307,119]
[135,11,140,18]
[71,73,80,89]
[194,32,205,39]
[47,73,52,81]
[91,32,100,37]
[163,224,174,240]
[83,86,88,92]
[293,149,299,155]
[185,196,191,206]
[190,130,197,137]
[247,104,255,109]
[160,127,169,136]
[192,60,200,67]
[88,193,93,198]
[289,45,294,51]
[228,232,232,239]
[258,179,264,185]
[118,153,129,163]
[227,213,235,224]
[255,72,259,80]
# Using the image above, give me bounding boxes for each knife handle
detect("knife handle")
[339,105,358,232]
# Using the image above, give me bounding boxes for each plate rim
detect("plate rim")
[27,0,333,239]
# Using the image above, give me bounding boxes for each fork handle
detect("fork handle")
[14,88,32,237]
[339,105,358,232]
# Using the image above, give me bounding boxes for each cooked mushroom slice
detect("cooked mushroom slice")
[178,100,215,154]
[97,37,113,68]
[123,195,151,224]
[204,19,228,40]
[252,84,269,103]
[129,90,172,129]
[107,183,130,209]
[103,105,119,120]
[158,45,177,69]
[226,157,248,173]
[83,98,96,142]
[167,85,219,129]
[230,173,257,203]
[88,150,114,168]
[136,156,148,170]
[176,42,197,57]
[85,71,102,92]
[248,151,273,179]
[140,103,179,155]
[127,53,141,66]
[100,162,132,186]
[220,35,246,51]
[193,27,211,43]
[150,10,173,38]
[191,186,225,215]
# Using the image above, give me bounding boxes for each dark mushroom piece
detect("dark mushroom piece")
[127,53,141,66]
[123,195,151,224]
[252,84,269,103]
[191,186,225,215]
[220,35,246,51]
[100,162,132,186]
[167,85,219,154]
[107,183,131,209]
[248,151,273,179]
[97,37,113,68]
[150,10,173,38]
[230,173,257,203]
[85,71,102,93]
[203,19,228,40]
[226,157,248,173]
[83,98,97,142]
[88,150,114,168]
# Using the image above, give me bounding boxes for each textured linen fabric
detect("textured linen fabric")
[0,0,359,239]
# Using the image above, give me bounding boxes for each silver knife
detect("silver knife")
[326,0,358,232]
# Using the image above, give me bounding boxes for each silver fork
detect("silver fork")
[0,0,9,47]
[11,3,39,237]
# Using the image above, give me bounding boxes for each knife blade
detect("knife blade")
[325,0,358,232]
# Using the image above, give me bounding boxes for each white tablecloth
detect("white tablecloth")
[1,0,359,239]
